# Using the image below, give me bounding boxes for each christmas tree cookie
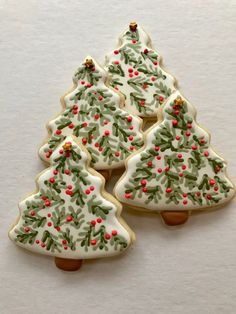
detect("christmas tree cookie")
[114,91,235,226]
[39,57,143,180]
[105,22,176,121]
[9,136,134,271]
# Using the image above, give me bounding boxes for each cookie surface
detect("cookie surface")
[9,136,134,259]
[105,22,176,119]
[39,57,143,170]
[114,91,235,213]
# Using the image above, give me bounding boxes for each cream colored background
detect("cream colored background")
[0,1,236,313]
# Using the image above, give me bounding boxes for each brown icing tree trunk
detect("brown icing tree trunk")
[54,257,83,271]
[160,211,189,226]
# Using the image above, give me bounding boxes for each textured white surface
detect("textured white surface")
[0,1,236,314]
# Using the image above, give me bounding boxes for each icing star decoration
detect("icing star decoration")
[84,58,94,69]
[174,97,184,107]
[63,142,72,152]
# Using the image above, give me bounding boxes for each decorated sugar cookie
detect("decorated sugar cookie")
[39,57,143,180]
[9,136,134,271]
[114,91,235,226]
[105,22,176,120]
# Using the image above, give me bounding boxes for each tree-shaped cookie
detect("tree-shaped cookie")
[39,57,143,180]
[114,91,235,226]
[9,136,134,271]
[105,22,176,121]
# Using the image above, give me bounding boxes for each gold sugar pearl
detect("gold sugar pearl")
[84,59,94,69]
[129,22,138,32]
[174,97,184,106]
[63,142,72,152]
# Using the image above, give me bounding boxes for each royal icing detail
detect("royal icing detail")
[105,22,176,118]
[39,57,143,170]
[9,136,133,259]
[115,91,235,211]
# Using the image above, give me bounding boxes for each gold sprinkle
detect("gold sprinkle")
[129,22,137,32]
[63,142,72,152]
[84,58,94,69]
[174,97,184,106]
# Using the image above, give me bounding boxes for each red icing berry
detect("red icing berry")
[128,68,133,73]
[55,129,62,135]
[166,187,172,193]
[112,230,118,236]
[91,220,96,226]
[97,218,102,223]
[30,210,36,216]
[140,100,145,107]
[154,146,160,151]
[125,193,132,199]
[66,215,73,222]
[87,83,92,88]
[56,226,61,232]
[207,194,212,200]
[178,154,182,158]
[114,60,119,65]
[47,222,52,227]
[114,50,119,55]
[196,192,201,197]
[64,246,68,250]
[204,151,209,157]
[187,123,192,129]
[157,168,162,173]
[90,186,95,191]
[53,170,58,175]
[59,149,63,154]
[42,196,47,200]
[141,179,147,186]
[183,193,188,198]
[134,71,139,76]
[95,142,99,147]
[159,96,164,102]
[153,60,158,65]
[73,104,78,110]
[94,114,100,120]
[176,136,181,141]
[91,239,97,246]
[151,77,156,81]
[68,123,74,129]
[85,189,90,195]
[115,151,120,157]
[174,110,179,115]
[172,120,178,127]
[183,200,188,205]
[49,178,55,183]
[82,138,87,144]
[179,172,184,177]
[45,200,51,207]
[35,240,40,244]
[142,187,148,192]
[165,167,170,172]
[127,116,132,122]
[209,179,216,186]
[41,242,46,248]
[98,96,103,101]
[214,186,219,191]
[144,48,149,54]
[186,131,191,137]
[104,130,110,136]
[24,227,30,233]
[81,80,85,85]
[147,161,152,167]
[129,73,133,78]
[66,190,73,196]
[157,155,161,160]
[129,135,133,141]
[65,169,70,175]
[67,185,72,190]
[83,122,88,127]
[130,146,134,151]
[47,213,51,218]
[105,233,111,240]
[98,147,103,152]
[192,145,197,150]
[182,165,187,170]
[132,40,136,44]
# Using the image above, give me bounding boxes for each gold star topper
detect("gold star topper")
[129,21,137,32]
[63,142,72,152]
[84,58,94,69]
[174,97,184,107]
